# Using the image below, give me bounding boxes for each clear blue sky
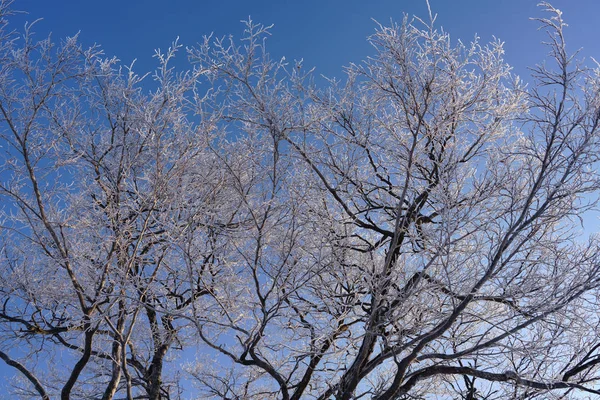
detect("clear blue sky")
[2,0,600,396]
[10,0,600,81]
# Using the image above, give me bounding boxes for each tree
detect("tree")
[2,1,600,399]
[0,3,226,398]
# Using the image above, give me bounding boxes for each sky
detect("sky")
[2,0,600,396]
[8,0,600,82]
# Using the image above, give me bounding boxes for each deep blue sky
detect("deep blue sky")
[2,0,600,395]
[9,0,600,81]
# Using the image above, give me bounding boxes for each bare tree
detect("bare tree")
[2,1,600,399]
[0,4,226,398]
[185,4,600,400]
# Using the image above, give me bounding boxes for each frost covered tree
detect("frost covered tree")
[2,1,600,399]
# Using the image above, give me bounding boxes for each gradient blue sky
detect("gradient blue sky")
[2,0,600,396]
[10,0,600,81]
